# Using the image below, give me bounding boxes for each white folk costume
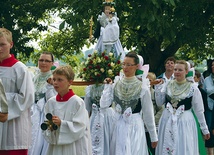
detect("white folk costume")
[94,12,125,60]
[29,70,57,155]
[155,79,209,155]
[43,90,92,155]
[99,76,158,155]
[85,84,111,155]
[0,55,34,153]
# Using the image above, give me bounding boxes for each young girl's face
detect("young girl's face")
[104,5,111,16]
[52,73,72,96]
[122,57,139,77]
[174,63,188,82]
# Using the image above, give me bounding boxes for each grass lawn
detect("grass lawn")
[70,85,86,97]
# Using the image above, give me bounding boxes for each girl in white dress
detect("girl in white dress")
[155,60,210,155]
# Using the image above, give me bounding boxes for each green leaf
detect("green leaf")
[59,20,66,30]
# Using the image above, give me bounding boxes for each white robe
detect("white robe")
[43,95,92,155]
[0,79,8,113]
[0,62,34,150]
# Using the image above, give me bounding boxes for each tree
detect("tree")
[57,0,214,74]
[36,28,84,69]
[0,0,63,59]
[1,0,214,75]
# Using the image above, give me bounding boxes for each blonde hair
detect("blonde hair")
[175,60,188,71]
[53,65,75,81]
[0,28,12,42]
[147,72,156,81]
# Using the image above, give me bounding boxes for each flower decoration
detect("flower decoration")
[78,50,122,84]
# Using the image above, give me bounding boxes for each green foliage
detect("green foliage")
[0,0,65,57]
[1,0,214,75]
[56,0,214,74]
[37,29,84,68]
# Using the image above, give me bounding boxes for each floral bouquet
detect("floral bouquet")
[78,50,122,84]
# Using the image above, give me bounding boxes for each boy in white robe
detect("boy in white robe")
[42,65,92,155]
[0,28,35,155]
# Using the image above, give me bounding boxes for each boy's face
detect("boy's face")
[0,36,13,62]
[52,73,72,96]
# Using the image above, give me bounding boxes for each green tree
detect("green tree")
[0,0,63,59]
[1,0,214,75]
[56,0,214,74]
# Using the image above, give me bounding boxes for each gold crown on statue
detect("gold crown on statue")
[103,0,115,5]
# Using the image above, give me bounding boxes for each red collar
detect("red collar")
[0,54,18,67]
[56,89,75,102]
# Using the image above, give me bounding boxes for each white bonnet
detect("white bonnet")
[138,55,144,70]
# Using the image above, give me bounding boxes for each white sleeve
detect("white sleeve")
[154,83,166,106]
[141,88,158,142]
[99,84,114,108]
[45,83,57,101]
[0,79,8,113]
[192,87,209,135]
[42,100,57,144]
[6,67,34,120]
[84,86,92,114]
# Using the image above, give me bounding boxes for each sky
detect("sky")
[28,13,95,52]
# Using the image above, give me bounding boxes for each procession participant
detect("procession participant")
[99,51,158,155]
[29,51,57,155]
[42,65,92,155]
[155,60,210,155]
[0,27,34,155]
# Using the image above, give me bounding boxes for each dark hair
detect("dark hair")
[164,57,176,65]
[207,59,214,74]
[125,51,139,65]
[195,70,201,78]
[41,51,54,62]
